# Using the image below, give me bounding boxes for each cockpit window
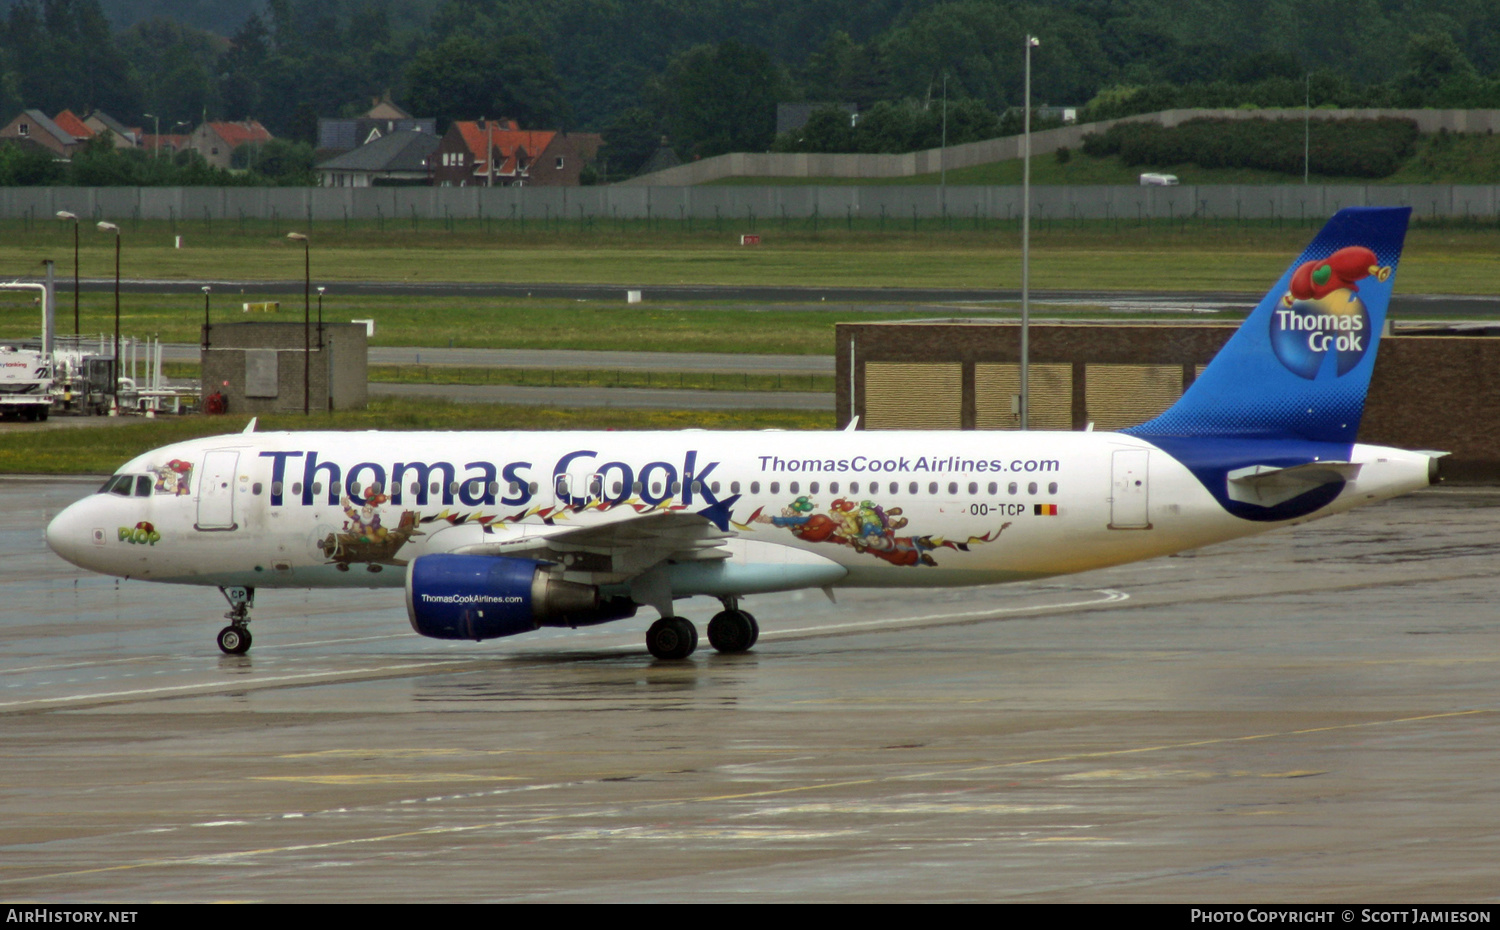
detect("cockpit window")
[101,475,133,496]
[134,476,152,497]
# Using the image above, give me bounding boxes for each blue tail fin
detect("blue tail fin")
[1126,206,1410,443]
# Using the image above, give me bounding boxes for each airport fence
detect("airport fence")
[3,184,1500,231]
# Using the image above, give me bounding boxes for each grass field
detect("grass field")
[0,400,833,475]
[1,221,1497,351]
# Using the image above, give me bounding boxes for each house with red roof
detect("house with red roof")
[432,119,600,187]
[188,120,273,170]
[51,110,93,141]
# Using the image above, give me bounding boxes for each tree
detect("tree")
[600,106,663,178]
[406,32,568,128]
[655,41,784,159]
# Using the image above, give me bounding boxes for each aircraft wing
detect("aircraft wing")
[1226,461,1362,507]
[451,508,734,582]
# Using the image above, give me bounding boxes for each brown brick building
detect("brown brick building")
[836,320,1500,479]
[431,119,600,187]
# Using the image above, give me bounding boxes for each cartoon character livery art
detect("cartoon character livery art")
[321,484,424,572]
[47,207,1444,661]
[750,495,1010,567]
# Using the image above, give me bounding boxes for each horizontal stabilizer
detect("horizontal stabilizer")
[1227,461,1361,507]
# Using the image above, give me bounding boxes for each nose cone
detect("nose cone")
[46,497,99,570]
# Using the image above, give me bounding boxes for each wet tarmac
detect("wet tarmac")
[4,477,1499,902]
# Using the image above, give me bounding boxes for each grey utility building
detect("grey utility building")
[201,321,367,415]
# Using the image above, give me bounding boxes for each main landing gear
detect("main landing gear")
[644,598,760,660]
[216,586,255,655]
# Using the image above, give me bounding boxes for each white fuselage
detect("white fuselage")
[46,429,1434,602]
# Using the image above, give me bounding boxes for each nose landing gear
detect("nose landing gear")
[216,586,255,655]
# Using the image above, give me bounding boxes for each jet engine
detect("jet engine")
[405,554,636,641]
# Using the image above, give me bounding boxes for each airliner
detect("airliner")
[45,207,1440,659]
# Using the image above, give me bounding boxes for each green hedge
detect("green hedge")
[1081,117,1421,178]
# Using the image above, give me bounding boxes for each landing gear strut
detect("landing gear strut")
[216,586,255,655]
[707,597,758,654]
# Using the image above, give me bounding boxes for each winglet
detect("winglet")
[242,417,258,434]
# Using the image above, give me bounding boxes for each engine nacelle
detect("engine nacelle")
[405,554,635,641]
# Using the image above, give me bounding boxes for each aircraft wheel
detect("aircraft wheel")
[646,617,697,660]
[708,610,756,654]
[742,611,760,648]
[217,625,251,655]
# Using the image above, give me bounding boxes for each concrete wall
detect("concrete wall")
[201,321,367,415]
[622,108,1500,186]
[836,320,1500,479]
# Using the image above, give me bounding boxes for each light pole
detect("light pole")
[940,72,948,192]
[96,221,121,404]
[1021,34,1039,431]
[143,113,160,158]
[55,211,78,335]
[316,285,325,350]
[287,232,310,415]
[201,285,211,349]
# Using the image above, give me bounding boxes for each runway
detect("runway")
[5,477,1500,901]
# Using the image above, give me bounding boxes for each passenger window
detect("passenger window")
[809,481,819,495]
[272,481,283,497]
[730,481,740,494]
[612,481,623,495]
[948,482,958,495]
[528,481,538,494]
[770,482,780,494]
[430,482,439,495]
[1048,482,1058,494]
[850,481,859,494]
[909,482,918,494]
[252,483,263,496]
[789,481,799,494]
[1028,482,1038,495]
[928,482,938,495]
[830,481,839,494]
[691,481,702,494]
[488,481,499,494]
[632,480,643,494]
[988,482,997,495]
[411,482,420,495]
[671,481,682,494]
[750,481,760,494]
[1008,482,1018,495]
[967,482,978,495]
[313,482,323,495]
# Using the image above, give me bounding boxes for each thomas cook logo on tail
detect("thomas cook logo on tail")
[1270,245,1391,380]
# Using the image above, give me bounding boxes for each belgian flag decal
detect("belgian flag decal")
[1034,504,1059,516]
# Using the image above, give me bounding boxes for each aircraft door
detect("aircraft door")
[196,450,240,531]
[1109,449,1151,529]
